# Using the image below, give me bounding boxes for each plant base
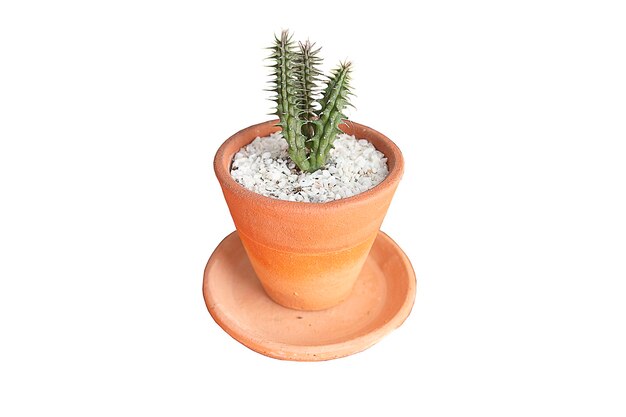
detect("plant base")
[203,231,416,361]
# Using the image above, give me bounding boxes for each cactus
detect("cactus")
[268,30,353,173]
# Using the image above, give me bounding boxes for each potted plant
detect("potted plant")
[204,31,415,360]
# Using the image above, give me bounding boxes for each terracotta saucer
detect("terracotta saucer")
[202,231,416,361]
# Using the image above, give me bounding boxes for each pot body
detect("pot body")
[214,120,404,310]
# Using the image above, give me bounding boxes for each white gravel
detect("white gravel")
[230,132,389,203]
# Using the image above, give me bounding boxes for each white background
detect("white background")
[1,0,625,415]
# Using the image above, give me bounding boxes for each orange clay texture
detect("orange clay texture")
[203,231,416,360]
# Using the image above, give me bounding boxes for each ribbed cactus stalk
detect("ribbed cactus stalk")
[268,30,353,173]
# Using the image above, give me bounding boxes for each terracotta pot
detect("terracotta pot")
[214,120,404,311]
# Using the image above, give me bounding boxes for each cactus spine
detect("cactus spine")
[268,30,353,173]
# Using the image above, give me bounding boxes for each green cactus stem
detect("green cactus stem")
[268,31,310,171]
[310,62,353,169]
[295,40,323,143]
[268,30,354,173]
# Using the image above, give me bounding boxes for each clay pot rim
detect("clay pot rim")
[214,120,404,209]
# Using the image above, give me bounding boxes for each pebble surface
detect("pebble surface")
[230,132,389,203]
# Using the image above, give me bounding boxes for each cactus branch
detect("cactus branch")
[309,62,353,170]
[295,41,323,142]
[269,30,309,171]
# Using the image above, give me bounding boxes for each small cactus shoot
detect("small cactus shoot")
[267,30,353,172]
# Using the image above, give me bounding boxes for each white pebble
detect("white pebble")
[230,132,389,203]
